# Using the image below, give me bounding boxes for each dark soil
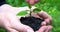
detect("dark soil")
[20,16,44,31]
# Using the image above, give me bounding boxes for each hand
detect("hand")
[0,12,34,32]
[25,11,52,32]
[36,25,52,32]
[25,0,39,5]
[0,5,34,32]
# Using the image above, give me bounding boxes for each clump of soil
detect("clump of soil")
[20,16,44,31]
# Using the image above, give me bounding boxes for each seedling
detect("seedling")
[17,3,41,16]
[17,1,44,31]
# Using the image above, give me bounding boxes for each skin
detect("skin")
[26,10,53,32]
[0,4,34,32]
[0,12,52,32]
[37,11,52,25]
[0,12,34,32]
[0,4,52,32]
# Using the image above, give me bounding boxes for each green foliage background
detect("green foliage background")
[0,0,60,32]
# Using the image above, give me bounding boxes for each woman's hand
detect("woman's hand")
[0,5,34,32]
[0,12,34,32]
[26,10,52,32]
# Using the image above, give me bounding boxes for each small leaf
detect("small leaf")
[16,10,28,16]
[33,8,41,12]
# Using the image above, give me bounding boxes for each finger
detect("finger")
[37,11,49,19]
[37,26,47,32]
[41,21,46,26]
[45,25,53,32]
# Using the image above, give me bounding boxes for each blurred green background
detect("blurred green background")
[0,0,60,32]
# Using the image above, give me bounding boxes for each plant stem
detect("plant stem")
[27,3,32,17]
[29,8,32,17]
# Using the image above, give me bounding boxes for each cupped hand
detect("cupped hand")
[25,11,52,32]
[0,5,34,32]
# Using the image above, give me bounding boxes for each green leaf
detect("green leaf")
[16,10,28,16]
[33,8,41,13]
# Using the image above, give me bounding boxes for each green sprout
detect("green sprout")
[17,2,41,16]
